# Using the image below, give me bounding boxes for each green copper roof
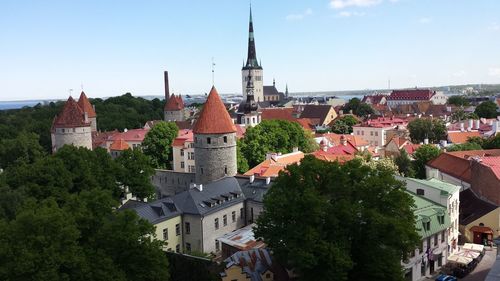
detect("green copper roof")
[408,191,451,238]
[405,177,460,195]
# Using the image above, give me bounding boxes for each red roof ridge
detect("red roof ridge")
[110,138,130,151]
[77,91,96,118]
[164,94,185,111]
[193,86,236,134]
[53,96,90,128]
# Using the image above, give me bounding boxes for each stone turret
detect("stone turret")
[51,96,92,153]
[77,91,97,131]
[164,94,186,121]
[193,86,237,184]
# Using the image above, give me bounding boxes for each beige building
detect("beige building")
[352,117,408,147]
[172,129,196,173]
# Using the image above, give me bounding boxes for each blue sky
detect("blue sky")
[1,0,500,101]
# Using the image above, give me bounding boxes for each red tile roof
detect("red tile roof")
[244,151,305,177]
[480,156,500,180]
[110,138,130,151]
[77,91,96,118]
[447,131,481,144]
[387,89,436,101]
[317,133,369,147]
[310,151,355,163]
[92,130,119,149]
[193,86,236,134]
[172,129,193,147]
[355,116,408,128]
[403,143,421,155]
[362,94,386,104]
[260,108,295,121]
[110,128,149,142]
[53,96,91,128]
[164,94,185,111]
[295,118,315,131]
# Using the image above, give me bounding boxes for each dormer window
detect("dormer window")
[416,189,425,196]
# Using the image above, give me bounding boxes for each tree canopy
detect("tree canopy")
[474,101,499,118]
[330,115,359,134]
[394,149,416,177]
[343,98,374,118]
[0,144,168,281]
[407,118,446,144]
[239,120,317,168]
[446,142,483,152]
[412,144,441,179]
[447,95,470,106]
[255,156,420,281]
[142,121,179,169]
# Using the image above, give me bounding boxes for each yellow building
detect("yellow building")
[459,189,499,244]
[121,198,183,253]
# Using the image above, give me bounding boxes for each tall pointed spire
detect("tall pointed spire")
[243,6,261,70]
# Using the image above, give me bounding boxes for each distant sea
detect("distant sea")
[0,101,42,110]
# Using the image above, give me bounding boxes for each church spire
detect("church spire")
[243,6,261,70]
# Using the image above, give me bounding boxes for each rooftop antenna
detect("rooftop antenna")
[211,57,216,85]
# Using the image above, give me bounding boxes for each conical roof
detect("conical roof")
[164,94,185,111]
[193,86,236,134]
[77,91,96,118]
[53,96,90,128]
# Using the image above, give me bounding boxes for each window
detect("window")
[62,129,65,133]
[189,142,194,148]
[232,211,236,222]
[416,189,425,196]
[189,165,195,173]
[201,167,204,175]
[176,244,180,253]
[438,215,444,224]
[188,152,194,160]
[434,234,438,246]
[207,137,211,144]
[224,165,228,175]
[441,231,445,243]
[163,228,168,240]
[266,273,271,278]
[214,218,219,229]
[223,136,227,143]
[361,131,364,135]
[186,243,191,252]
[181,161,185,169]
[185,222,190,234]
[250,208,254,223]
[374,131,378,136]
[180,149,184,156]
[223,215,227,226]
[215,240,220,251]
[240,208,244,219]
[370,131,373,136]
[176,224,180,236]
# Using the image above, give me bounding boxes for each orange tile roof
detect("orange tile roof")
[317,133,369,147]
[447,131,481,144]
[193,86,236,134]
[164,94,185,111]
[53,96,90,128]
[172,129,193,147]
[295,118,315,131]
[110,138,130,151]
[480,156,500,180]
[260,107,295,121]
[77,91,96,118]
[310,151,355,163]
[244,151,304,177]
[110,128,149,142]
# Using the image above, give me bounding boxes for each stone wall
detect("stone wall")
[164,110,186,122]
[52,126,92,152]
[194,132,237,184]
[153,169,195,197]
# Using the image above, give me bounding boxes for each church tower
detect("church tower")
[193,86,237,184]
[241,7,264,103]
[237,72,261,127]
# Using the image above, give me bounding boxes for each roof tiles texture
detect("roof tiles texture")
[260,108,295,121]
[53,96,90,128]
[447,131,481,144]
[110,138,130,151]
[193,87,236,134]
[77,91,96,118]
[387,89,436,100]
[164,94,185,111]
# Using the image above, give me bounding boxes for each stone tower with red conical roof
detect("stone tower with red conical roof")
[77,91,97,131]
[51,96,93,153]
[193,86,237,184]
[164,94,186,121]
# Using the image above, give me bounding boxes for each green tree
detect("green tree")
[236,139,249,174]
[450,109,478,122]
[0,132,46,169]
[407,118,446,144]
[116,149,155,199]
[412,144,441,179]
[483,134,500,149]
[447,95,470,106]
[474,101,499,118]
[255,156,420,281]
[446,142,483,152]
[240,120,317,168]
[394,149,415,177]
[330,115,359,134]
[142,121,179,169]
[343,98,374,118]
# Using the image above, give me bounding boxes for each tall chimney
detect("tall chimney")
[164,71,170,101]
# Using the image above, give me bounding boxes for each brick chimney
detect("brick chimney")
[164,71,170,101]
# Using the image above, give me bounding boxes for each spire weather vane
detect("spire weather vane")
[211,57,216,85]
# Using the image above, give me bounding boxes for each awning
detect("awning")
[463,243,485,253]
[447,254,473,265]
[456,250,480,259]
[470,225,494,234]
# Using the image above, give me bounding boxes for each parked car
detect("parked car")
[435,274,457,281]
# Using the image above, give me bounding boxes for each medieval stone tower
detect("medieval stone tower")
[193,86,237,184]
[77,91,97,131]
[164,94,186,121]
[241,7,264,103]
[51,96,93,153]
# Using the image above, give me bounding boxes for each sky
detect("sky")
[1,0,500,101]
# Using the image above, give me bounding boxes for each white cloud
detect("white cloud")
[337,11,366,17]
[419,17,432,24]
[489,67,500,78]
[330,0,382,9]
[286,8,313,21]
